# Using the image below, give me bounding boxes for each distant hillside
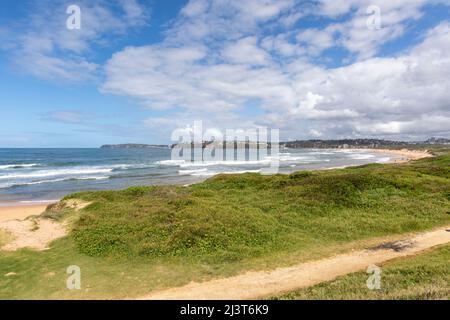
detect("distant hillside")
[103,138,449,150]
[280,139,411,149]
[281,138,450,149]
[100,144,170,149]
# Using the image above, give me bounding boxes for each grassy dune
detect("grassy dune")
[66,152,450,261]
[0,150,449,299]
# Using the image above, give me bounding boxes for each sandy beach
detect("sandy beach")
[362,148,433,162]
[0,204,49,223]
[0,202,67,251]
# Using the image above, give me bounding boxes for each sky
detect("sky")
[0,0,449,147]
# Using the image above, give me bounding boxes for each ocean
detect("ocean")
[0,148,402,204]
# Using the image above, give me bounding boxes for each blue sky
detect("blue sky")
[0,0,449,147]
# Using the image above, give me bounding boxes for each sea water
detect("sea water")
[0,148,402,203]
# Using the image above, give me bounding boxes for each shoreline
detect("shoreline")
[353,148,433,163]
[0,148,433,222]
[0,199,59,207]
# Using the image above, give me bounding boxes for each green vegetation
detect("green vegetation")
[67,152,449,261]
[273,244,450,300]
[0,150,449,299]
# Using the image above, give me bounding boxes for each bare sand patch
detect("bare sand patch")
[0,199,90,251]
[138,225,450,300]
[0,204,49,223]
[46,199,91,212]
[0,217,67,251]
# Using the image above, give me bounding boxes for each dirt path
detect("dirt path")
[139,226,450,300]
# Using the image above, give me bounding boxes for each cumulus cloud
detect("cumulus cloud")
[166,0,296,44]
[268,22,450,139]
[296,26,338,56]
[102,41,297,112]
[222,37,271,65]
[102,0,450,140]
[4,0,449,140]
[2,0,150,82]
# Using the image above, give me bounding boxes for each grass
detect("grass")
[273,244,450,300]
[0,150,449,299]
[67,152,450,261]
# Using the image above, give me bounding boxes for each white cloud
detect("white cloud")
[296,26,338,55]
[4,0,450,141]
[118,0,149,24]
[3,0,149,82]
[309,129,323,137]
[103,14,450,140]
[222,37,270,65]
[166,0,296,44]
[315,0,439,59]
[261,34,302,57]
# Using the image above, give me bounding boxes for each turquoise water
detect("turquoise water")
[0,148,401,203]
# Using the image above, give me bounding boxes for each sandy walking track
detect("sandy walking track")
[139,226,450,300]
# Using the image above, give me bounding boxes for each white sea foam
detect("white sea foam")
[158,159,273,168]
[0,167,113,180]
[21,178,70,185]
[178,168,208,175]
[278,156,313,162]
[110,163,156,170]
[188,171,215,177]
[0,163,39,169]
[74,176,110,181]
[156,160,187,166]
[308,151,336,155]
[158,154,335,167]
[0,175,110,189]
[347,154,375,160]
[334,150,355,153]
[181,159,272,168]
[190,169,262,177]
